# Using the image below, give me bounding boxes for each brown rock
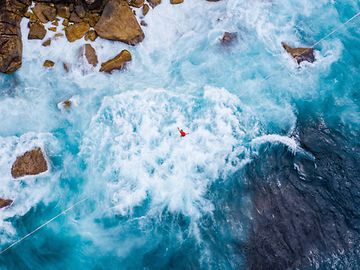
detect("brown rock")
[56,4,71,19]
[142,4,149,15]
[62,19,69,26]
[65,22,90,42]
[80,44,98,66]
[24,11,32,18]
[42,38,51,46]
[94,0,144,45]
[0,199,13,209]
[0,0,30,74]
[54,33,64,39]
[69,11,83,23]
[52,20,59,26]
[170,0,183,4]
[100,50,132,73]
[63,99,72,108]
[11,148,48,178]
[84,12,101,27]
[0,36,22,74]
[28,22,47,40]
[85,30,98,41]
[220,32,237,46]
[32,3,57,23]
[48,26,57,32]
[148,0,161,8]
[130,0,144,8]
[43,60,55,68]
[282,42,315,64]
[75,5,86,19]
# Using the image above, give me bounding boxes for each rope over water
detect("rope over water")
[262,10,360,82]
[0,8,359,258]
[0,197,88,255]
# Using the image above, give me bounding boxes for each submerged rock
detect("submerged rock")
[0,0,30,74]
[28,22,47,40]
[80,44,98,66]
[100,50,132,73]
[0,199,13,209]
[65,22,90,42]
[244,117,360,269]
[11,148,48,178]
[282,42,315,64]
[94,0,144,45]
[220,32,237,46]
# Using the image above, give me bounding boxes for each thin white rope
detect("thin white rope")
[261,10,360,83]
[0,197,88,255]
[311,10,360,48]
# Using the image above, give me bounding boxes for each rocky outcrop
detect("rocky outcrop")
[100,49,132,73]
[80,44,98,66]
[0,198,13,209]
[65,21,90,42]
[0,0,31,74]
[11,147,48,178]
[94,0,144,45]
[282,42,315,64]
[28,22,46,39]
[32,2,57,23]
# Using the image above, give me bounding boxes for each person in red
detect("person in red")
[177,127,189,137]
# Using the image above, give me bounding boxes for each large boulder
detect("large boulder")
[0,0,31,74]
[100,49,132,73]
[32,2,57,23]
[11,148,48,178]
[282,42,315,64]
[65,22,90,42]
[28,22,47,40]
[94,0,144,45]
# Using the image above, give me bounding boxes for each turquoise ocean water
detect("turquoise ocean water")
[0,0,359,269]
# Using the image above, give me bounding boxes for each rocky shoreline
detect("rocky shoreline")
[0,0,316,75]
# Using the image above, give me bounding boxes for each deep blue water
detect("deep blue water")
[0,0,359,269]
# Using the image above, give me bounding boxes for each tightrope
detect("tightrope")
[0,197,88,255]
[261,10,360,83]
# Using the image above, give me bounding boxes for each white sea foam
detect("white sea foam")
[81,86,259,219]
[251,134,299,153]
[0,132,60,243]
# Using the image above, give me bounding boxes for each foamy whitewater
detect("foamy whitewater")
[0,0,359,269]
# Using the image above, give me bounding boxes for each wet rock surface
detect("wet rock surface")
[11,147,48,178]
[0,0,31,74]
[94,0,145,45]
[0,198,13,209]
[65,21,90,42]
[282,42,315,64]
[244,116,360,269]
[100,49,132,73]
[80,43,98,66]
